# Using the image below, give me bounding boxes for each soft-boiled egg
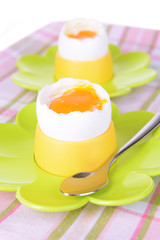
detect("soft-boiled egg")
[54,18,113,85]
[58,18,108,61]
[36,78,111,141]
[34,78,117,177]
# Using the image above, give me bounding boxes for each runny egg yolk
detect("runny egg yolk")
[67,30,97,39]
[49,85,107,114]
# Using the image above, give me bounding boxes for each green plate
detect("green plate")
[12,44,157,97]
[0,102,160,212]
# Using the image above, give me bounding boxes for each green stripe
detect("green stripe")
[47,206,85,240]
[85,207,116,240]
[0,199,19,219]
[0,68,17,81]
[137,187,160,239]
[142,191,153,203]
[119,27,129,45]
[6,118,17,124]
[107,25,112,34]
[141,86,160,111]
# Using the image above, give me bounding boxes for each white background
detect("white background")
[0,0,160,51]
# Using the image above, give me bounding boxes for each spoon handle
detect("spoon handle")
[110,113,160,166]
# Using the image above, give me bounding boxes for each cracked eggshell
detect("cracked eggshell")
[36,78,111,141]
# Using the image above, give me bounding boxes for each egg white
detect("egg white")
[58,18,109,61]
[36,78,111,141]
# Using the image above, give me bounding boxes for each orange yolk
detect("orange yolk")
[49,85,107,114]
[67,30,97,39]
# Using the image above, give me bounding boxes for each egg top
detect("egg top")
[58,18,109,61]
[36,78,111,141]
[49,84,107,114]
[67,30,97,40]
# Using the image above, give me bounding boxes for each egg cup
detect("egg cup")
[0,103,160,212]
[34,121,117,177]
[12,44,157,97]
[54,51,113,85]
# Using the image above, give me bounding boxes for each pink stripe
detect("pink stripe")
[2,109,18,117]
[42,212,68,240]
[0,202,21,223]
[150,54,160,61]
[130,182,160,240]
[118,206,145,218]
[118,206,160,223]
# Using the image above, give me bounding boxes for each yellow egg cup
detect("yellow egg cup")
[34,121,117,177]
[54,51,114,85]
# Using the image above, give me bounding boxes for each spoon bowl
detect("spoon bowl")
[60,159,111,196]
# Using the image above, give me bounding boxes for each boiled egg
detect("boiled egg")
[54,19,113,84]
[36,78,111,141]
[58,18,108,61]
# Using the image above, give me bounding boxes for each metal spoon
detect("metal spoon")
[60,114,160,196]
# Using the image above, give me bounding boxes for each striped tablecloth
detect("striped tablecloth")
[0,22,160,240]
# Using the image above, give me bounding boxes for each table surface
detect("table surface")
[0,21,160,240]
